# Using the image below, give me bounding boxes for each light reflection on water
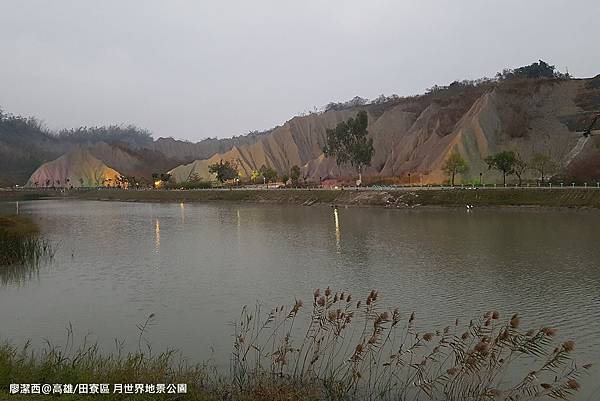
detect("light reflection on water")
[155,218,160,253]
[0,199,599,398]
[334,207,341,254]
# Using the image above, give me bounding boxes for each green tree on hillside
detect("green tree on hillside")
[250,170,262,183]
[485,151,516,186]
[514,60,557,79]
[208,160,238,184]
[512,152,529,186]
[530,153,557,184]
[323,111,374,185]
[442,151,469,186]
[290,165,301,186]
[152,173,171,187]
[496,60,567,80]
[259,165,277,184]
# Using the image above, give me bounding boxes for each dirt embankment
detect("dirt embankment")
[5,188,600,209]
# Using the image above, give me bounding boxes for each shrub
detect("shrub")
[232,288,589,401]
[0,215,53,267]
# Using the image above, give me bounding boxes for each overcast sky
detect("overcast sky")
[1,0,598,141]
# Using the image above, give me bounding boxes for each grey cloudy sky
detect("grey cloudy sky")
[1,0,598,141]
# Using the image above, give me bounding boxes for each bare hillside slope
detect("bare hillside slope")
[170,78,600,184]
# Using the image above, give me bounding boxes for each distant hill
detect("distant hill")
[0,116,260,186]
[26,148,122,188]
[170,74,600,185]
[3,61,600,187]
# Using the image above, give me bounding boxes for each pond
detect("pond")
[0,200,598,398]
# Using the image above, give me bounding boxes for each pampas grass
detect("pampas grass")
[231,288,590,401]
[0,289,590,400]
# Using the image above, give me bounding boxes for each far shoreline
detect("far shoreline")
[3,187,600,210]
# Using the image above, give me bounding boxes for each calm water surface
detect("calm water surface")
[0,200,599,397]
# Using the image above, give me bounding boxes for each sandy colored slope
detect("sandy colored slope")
[152,133,269,161]
[168,159,216,182]
[168,109,358,182]
[170,78,598,184]
[86,142,145,175]
[26,148,122,187]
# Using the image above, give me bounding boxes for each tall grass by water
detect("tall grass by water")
[231,288,589,401]
[0,215,53,269]
[0,288,590,400]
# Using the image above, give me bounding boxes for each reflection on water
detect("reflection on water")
[154,219,160,253]
[334,207,341,254]
[0,201,52,285]
[0,200,599,399]
[0,263,39,286]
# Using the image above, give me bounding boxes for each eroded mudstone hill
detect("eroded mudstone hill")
[3,71,599,187]
[169,77,600,185]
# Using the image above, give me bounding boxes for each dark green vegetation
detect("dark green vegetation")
[496,60,569,80]
[442,152,469,186]
[57,126,153,147]
[0,340,210,401]
[0,215,52,268]
[249,166,279,185]
[323,111,374,182]
[259,165,278,184]
[152,173,172,185]
[0,111,57,187]
[208,160,239,184]
[485,151,517,186]
[0,289,589,400]
[529,154,558,184]
[290,165,301,185]
[484,151,557,187]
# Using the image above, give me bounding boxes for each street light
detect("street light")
[408,173,411,186]
[479,172,482,186]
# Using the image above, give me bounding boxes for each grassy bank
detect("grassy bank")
[0,215,52,268]
[0,190,48,202]
[396,187,600,208]
[5,187,600,209]
[0,288,590,401]
[71,188,342,205]
[37,187,600,209]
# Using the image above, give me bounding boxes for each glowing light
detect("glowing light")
[334,208,341,254]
